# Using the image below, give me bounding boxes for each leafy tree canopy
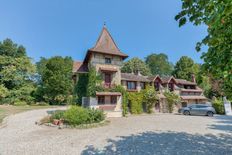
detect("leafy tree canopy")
[121,57,151,76]
[173,56,199,81]
[0,39,36,104]
[36,56,73,105]
[145,53,173,76]
[176,0,232,98]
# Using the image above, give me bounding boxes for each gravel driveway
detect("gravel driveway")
[0,108,232,155]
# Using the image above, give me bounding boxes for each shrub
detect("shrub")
[14,101,28,106]
[60,106,105,126]
[63,106,88,125]
[51,110,65,120]
[212,98,225,114]
[35,101,49,106]
[0,84,9,102]
[86,108,105,123]
[67,95,76,105]
[54,95,66,105]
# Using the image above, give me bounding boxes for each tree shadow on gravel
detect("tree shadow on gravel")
[82,131,232,155]
[208,115,232,133]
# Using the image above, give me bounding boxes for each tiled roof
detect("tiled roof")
[147,75,162,82]
[181,95,207,100]
[175,79,196,85]
[160,76,196,85]
[162,76,177,83]
[100,67,118,72]
[121,73,198,85]
[181,88,203,93]
[72,61,88,73]
[84,26,128,63]
[96,92,121,96]
[121,73,149,82]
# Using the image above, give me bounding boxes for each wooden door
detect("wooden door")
[105,73,111,84]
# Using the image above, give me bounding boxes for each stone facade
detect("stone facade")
[73,26,208,116]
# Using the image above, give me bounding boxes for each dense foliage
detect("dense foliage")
[50,106,105,126]
[0,84,9,100]
[142,86,158,113]
[121,57,151,76]
[128,92,143,114]
[164,91,180,113]
[127,88,158,114]
[0,39,36,105]
[110,85,128,116]
[173,56,200,82]
[75,73,89,104]
[75,67,102,104]
[51,110,65,120]
[36,56,73,105]
[176,0,232,99]
[86,67,102,97]
[212,97,225,115]
[145,53,173,76]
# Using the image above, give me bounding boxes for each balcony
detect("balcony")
[102,83,116,89]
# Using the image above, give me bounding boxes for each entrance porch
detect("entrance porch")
[96,92,122,117]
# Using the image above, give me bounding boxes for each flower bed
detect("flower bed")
[39,106,107,128]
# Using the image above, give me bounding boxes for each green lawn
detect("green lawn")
[0,105,58,124]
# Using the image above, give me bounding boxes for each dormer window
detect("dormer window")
[155,82,160,91]
[105,58,111,64]
[168,83,174,92]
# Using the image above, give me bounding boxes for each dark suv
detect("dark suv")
[178,104,216,117]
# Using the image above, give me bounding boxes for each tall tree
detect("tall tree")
[36,56,73,105]
[145,53,173,76]
[0,39,36,104]
[175,0,232,98]
[173,56,199,81]
[121,57,151,76]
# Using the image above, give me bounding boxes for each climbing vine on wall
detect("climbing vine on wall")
[110,85,128,116]
[128,92,143,114]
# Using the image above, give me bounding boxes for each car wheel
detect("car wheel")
[184,110,190,115]
[207,111,214,117]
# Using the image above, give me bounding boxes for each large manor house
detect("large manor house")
[73,26,207,116]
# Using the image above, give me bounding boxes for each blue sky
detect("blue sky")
[0,0,207,64]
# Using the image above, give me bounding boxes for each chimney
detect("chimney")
[135,70,142,76]
[131,70,134,75]
[191,74,196,83]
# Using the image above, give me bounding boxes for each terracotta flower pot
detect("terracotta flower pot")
[53,119,60,125]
